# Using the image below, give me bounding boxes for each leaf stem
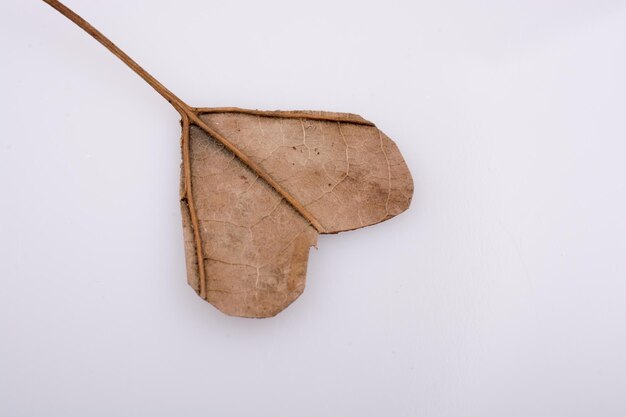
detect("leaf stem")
[42,0,190,116]
[42,0,327,234]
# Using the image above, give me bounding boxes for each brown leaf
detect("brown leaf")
[42,0,414,318]
[180,109,413,317]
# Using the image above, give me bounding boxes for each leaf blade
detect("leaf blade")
[182,108,413,317]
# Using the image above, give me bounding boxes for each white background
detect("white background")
[1,1,625,416]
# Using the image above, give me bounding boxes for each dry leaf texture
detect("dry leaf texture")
[181,108,413,318]
[40,1,413,319]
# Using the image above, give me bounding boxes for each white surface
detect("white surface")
[1,1,625,416]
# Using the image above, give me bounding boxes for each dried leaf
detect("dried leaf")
[180,109,413,317]
[42,1,414,318]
